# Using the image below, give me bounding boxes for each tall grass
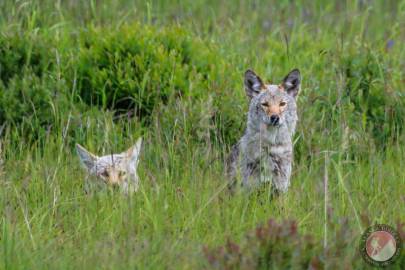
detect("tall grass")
[0,0,404,269]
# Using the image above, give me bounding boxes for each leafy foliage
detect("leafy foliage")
[76,25,211,115]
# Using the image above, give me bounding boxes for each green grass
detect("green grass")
[0,0,404,269]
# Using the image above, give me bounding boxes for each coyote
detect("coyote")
[227,69,301,193]
[76,138,142,193]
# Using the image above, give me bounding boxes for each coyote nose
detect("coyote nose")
[270,114,279,125]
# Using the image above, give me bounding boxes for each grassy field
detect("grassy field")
[0,0,404,269]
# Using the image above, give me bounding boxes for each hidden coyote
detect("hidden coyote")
[227,69,301,193]
[76,138,142,193]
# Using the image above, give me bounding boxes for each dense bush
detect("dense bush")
[0,33,52,85]
[74,24,244,145]
[76,24,222,118]
[0,33,70,139]
[0,24,244,144]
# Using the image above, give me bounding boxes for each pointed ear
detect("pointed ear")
[282,69,301,98]
[125,137,142,167]
[76,144,98,170]
[244,69,265,99]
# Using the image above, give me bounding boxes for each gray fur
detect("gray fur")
[76,137,142,194]
[227,69,301,193]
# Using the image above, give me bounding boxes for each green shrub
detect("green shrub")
[0,32,66,140]
[0,33,52,85]
[0,70,72,141]
[74,23,243,144]
[76,24,216,118]
[0,24,245,145]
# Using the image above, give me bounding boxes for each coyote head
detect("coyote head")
[76,138,142,193]
[244,69,301,128]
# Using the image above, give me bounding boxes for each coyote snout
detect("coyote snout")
[76,138,142,193]
[227,68,301,193]
[269,115,279,126]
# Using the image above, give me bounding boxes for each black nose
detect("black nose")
[270,114,279,125]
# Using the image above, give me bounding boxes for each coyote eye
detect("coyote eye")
[261,102,269,107]
[101,171,109,178]
[119,171,127,178]
[279,101,286,106]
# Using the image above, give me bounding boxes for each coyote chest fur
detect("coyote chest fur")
[227,69,301,192]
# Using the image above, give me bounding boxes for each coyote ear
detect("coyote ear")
[125,137,142,168]
[244,69,265,99]
[282,69,301,98]
[76,144,98,170]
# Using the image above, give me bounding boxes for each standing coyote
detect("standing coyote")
[76,138,142,193]
[227,69,301,193]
